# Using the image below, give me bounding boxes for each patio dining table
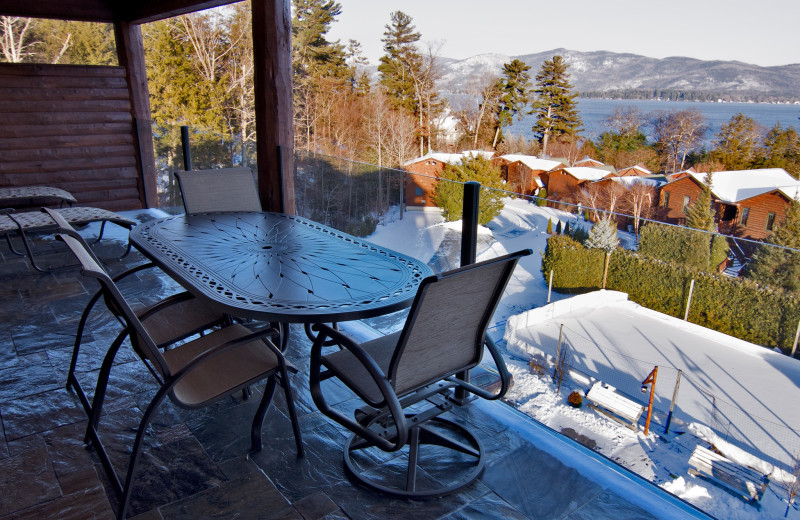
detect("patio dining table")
[129,211,432,324]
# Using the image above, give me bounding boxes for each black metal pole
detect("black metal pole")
[461,181,480,267]
[181,125,192,171]
[456,181,481,402]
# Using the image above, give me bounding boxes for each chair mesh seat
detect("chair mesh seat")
[0,207,135,233]
[163,324,281,407]
[0,186,77,205]
[323,332,399,404]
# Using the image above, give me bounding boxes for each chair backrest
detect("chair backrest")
[57,232,172,378]
[175,167,262,214]
[388,249,531,396]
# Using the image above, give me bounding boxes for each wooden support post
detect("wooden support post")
[641,366,658,436]
[252,0,295,213]
[553,324,564,380]
[684,279,695,321]
[114,20,157,209]
[792,318,800,357]
[547,270,553,303]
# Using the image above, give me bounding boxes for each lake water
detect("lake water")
[509,98,800,146]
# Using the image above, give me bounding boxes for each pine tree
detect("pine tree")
[555,220,562,234]
[492,59,531,148]
[587,217,618,288]
[292,0,347,78]
[710,113,761,171]
[564,221,571,235]
[530,55,582,156]
[684,172,716,232]
[378,11,421,114]
[432,156,505,225]
[587,218,618,253]
[745,198,800,292]
[546,218,553,234]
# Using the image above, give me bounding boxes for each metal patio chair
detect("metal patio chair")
[56,228,304,519]
[42,207,228,423]
[309,249,531,497]
[174,167,262,214]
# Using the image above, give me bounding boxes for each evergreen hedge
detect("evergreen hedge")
[542,235,800,352]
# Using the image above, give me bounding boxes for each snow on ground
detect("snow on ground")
[365,198,799,520]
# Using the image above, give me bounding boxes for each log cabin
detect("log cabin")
[403,150,494,208]
[658,168,800,240]
[493,155,565,196]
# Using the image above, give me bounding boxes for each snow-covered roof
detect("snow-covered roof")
[619,165,652,175]
[510,156,565,172]
[688,168,800,203]
[573,156,604,167]
[403,152,465,166]
[563,167,612,181]
[462,149,495,160]
[498,154,536,163]
[606,176,665,188]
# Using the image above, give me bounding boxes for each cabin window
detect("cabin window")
[682,195,690,210]
[739,207,750,226]
[766,212,776,231]
[415,188,424,196]
[661,191,670,208]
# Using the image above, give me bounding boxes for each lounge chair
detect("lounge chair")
[0,206,135,271]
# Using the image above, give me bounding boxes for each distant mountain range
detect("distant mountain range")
[437,49,800,102]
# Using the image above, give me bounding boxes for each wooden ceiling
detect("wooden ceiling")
[0,0,240,24]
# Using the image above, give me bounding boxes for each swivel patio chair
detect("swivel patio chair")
[175,167,262,214]
[56,229,304,519]
[309,249,531,497]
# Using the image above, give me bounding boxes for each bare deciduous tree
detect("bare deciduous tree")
[1,16,36,63]
[650,109,707,173]
[624,180,656,235]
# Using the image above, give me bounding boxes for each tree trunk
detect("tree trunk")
[602,252,610,289]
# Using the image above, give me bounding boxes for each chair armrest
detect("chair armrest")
[446,337,511,401]
[167,324,288,383]
[309,323,408,452]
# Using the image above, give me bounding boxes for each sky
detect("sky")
[327,0,799,68]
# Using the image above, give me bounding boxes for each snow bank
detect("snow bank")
[504,290,629,358]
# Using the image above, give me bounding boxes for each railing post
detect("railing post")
[455,181,481,402]
[684,279,695,321]
[181,125,192,171]
[461,181,480,267]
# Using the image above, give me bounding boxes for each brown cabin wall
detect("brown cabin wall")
[0,63,143,211]
[658,177,703,223]
[404,159,445,207]
[734,191,791,240]
[544,169,583,203]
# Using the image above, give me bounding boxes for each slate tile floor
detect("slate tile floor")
[0,214,709,520]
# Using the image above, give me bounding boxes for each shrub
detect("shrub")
[546,218,553,234]
[536,188,548,206]
[542,234,800,352]
[568,391,583,408]
[555,220,562,234]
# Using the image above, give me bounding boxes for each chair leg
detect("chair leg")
[116,386,170,520]
[84,330,128,442]
[250,377,277,453]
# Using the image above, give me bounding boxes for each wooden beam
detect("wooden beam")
[252,0,295,213]
[122,0,240,24]
[0,0,115,22]
[114,21,157,209]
